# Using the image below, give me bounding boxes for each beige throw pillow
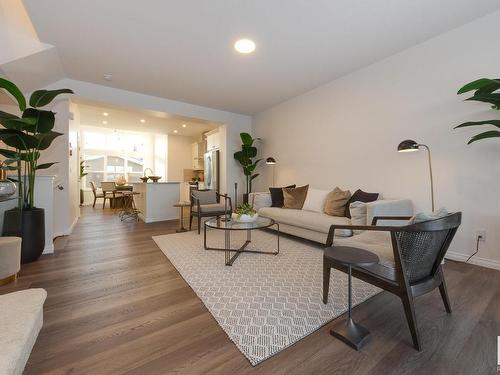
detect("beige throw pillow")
[349,201,368,234]
[283,185,309,209]
[324,187,351,216]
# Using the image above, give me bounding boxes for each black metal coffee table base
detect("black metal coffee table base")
[204,221,280,266]
[330,318,371,350]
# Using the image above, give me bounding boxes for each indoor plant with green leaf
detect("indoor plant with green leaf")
[233,132,262,203]
[0,78,73,263]
[232,202,258,222]
[454,78,500,143]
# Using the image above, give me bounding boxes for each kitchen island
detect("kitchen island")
[131,182,181,223]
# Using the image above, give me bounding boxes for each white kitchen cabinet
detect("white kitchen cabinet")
[206,130,220,151]
[191,142,204,170]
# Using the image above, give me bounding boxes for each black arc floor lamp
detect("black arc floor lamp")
[266,157,276,187]
[397,140,435,212]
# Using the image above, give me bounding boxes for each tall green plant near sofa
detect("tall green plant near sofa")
[454,78,500,144]
[233,132,262,198]
[0,78,73,262]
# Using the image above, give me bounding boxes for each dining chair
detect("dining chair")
[89,181,105,208]
[100,182,123,209]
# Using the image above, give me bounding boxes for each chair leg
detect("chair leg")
[322,260,331,304]
[400,291,421,351]
[93,197,96,208]
[103,197,106,209]
[197,216,201,234]
[189,214,193,231]
[439,278,452,314]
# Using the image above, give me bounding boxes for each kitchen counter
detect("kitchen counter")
[131,182,180,223]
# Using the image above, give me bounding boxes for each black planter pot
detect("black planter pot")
[243,193,249,204]
[80,189,84,205]
[3,207,45,263]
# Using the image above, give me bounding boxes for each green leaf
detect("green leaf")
[0,129,38,149]
[36,162,58,170]
[22,108,56,133]
[242,145,257,158]
[0,78,26,111]
[240,132,253,146]
[467,130,500,144]
[454,120,500,129]
[1,165,18,171]
[458,78,500,94]
[29,89,73,108]
[250,173,260,181]
[0,148,17,158]
[36,131,63,150]
[465,93,500,107]
[1,117,37,130]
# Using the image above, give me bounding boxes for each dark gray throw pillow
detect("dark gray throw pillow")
[269,185,296,207]
[345,189,379,218]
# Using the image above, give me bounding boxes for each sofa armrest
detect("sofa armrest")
[249,192,272,210]
[365,199,413,226]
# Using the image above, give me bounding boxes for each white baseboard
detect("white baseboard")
[445,251,500,271]
[42,243,54,255]
[53,216,79,238]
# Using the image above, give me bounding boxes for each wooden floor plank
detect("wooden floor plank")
[0,206,497,374]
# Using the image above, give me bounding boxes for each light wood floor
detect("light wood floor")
[1,206,498,374]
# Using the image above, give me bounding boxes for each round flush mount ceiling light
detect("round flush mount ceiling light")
[102,120,108,125]
[182,124,187,128]
[234,39,256,54]
[103,112,109,117]
[173,129,178,134]
[140,119,145,123]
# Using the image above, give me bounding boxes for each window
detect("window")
[80,127,164,188]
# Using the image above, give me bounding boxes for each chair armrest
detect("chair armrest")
[371,216,413,225]
[326,224,399,247]
[217,193,232,211]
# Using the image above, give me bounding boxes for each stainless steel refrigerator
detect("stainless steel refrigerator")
[204,150,219,192]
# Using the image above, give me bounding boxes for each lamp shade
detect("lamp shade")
[397,139,419,152]
[266,157,276,165]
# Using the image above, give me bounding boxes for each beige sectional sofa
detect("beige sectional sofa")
[249,191,413,246]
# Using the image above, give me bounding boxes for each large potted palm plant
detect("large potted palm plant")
[233,132,262,203]
[454,78,500,143]
[0,78,73,263]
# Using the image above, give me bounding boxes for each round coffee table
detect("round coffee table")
[204,217,280,266]
[324,246,379,350]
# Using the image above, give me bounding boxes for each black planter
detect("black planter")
[3,207,45,263]
[243,193,249,204]
[80,189,84,205]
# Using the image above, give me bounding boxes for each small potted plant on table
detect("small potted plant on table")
[232,203,258,223]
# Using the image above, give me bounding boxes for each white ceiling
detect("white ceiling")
[23,0,500,114]
[76,100,219,137]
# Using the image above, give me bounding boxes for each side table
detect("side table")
[323,246,379,350]
[174,201,191,233]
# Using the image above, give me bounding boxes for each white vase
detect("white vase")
[232,213,258,223]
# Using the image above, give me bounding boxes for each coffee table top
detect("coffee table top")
[324,246,379,267]
[205,217,275,231]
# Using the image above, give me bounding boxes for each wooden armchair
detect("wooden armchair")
[189,190,232,234]
[323,212,462,350]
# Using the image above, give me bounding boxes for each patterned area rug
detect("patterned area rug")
[152,229,380,366]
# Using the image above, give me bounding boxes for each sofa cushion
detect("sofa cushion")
[283,185,309,209]
[0,288,47,375]
[324,187,351,216]
[269,185,296,207]
[302,188,329,213]
[259,207,352,237]
[349,201,368,234]
[345,189,379,218]
[334,230,394,267]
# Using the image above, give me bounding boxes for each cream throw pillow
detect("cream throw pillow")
[349,201,368,234]
[324,187,351,216]
[302,188,330,213]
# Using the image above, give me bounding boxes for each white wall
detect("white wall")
[253,11,500,269]
[167,135,197,182]
[45,79,252,200]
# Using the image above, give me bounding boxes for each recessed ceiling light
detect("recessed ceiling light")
[182,124,187,128]
[234,39,256,54]
[103,112,109,116]
[140,119,145,123]
[173,130,178,134]
[102,120,108,125]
